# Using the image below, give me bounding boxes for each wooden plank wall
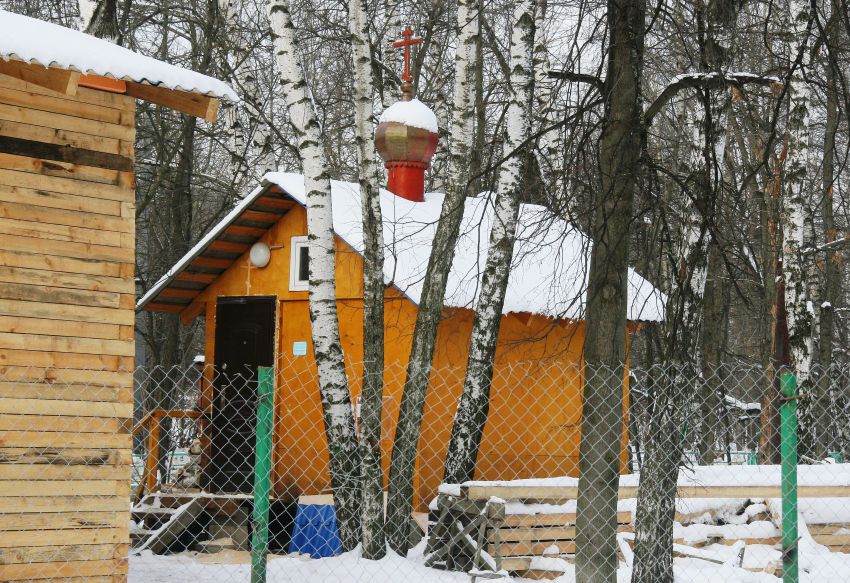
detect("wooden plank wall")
[0,72,135,583]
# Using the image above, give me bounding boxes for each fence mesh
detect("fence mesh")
[3,359,850,582]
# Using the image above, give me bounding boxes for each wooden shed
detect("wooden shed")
[138,172,664,511]
[0,10,235,582]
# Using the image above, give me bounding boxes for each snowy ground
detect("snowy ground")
[128,538,850,583]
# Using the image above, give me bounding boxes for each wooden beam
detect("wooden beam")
[254,196,294,210]
[223,224,268,239]
[190,256,232,270]
[0,136,133,172]
[158,288,199,299]
[0,60,80,95]
[78,74,127,94]
[180,301,207,326]
[208,239,249,254]
[143,302,185,313]
[176,271,218,284]
[241,209,281,224]
[125,81,220,122]
[462,484,850,502]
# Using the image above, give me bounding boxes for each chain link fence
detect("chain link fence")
[3,359,850,582]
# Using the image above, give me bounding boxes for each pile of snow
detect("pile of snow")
[379,99,439,133]
[0,9,237,100]
[264,173,665,321]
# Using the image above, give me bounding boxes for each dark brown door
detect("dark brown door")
[208,296,275,493]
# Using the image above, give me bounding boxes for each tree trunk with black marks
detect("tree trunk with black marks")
[79,0,119,43]
[348,0,386,559]
[443,0,536,485]
[386,0,479,554]
[267,0,362,550]
[781,0,817,456]
[574,2,644,582]
[220,0,276,186]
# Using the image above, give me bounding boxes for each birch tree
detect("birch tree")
[781,0,816,446]
[348,0,387,559]
[574,2,645,582]
[219,0,276,186]
[79,0,119,42]
[443,0,536,485]
[632,4,744,580]
[267,0,362,550]
[819,0,842,456]
[386,0,479,553]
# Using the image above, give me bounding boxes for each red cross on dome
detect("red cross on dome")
[375,26,439,203]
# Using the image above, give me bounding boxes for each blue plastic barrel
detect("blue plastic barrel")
[287,503,343,558]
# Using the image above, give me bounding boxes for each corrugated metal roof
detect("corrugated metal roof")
[0,10,238,101]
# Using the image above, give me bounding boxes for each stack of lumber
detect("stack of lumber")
[429,464,850,580]
[0,71,135,583]
[810,524,850,553]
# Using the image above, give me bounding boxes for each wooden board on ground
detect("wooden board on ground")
[462,484,850,502]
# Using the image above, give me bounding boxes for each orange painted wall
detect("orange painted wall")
[186,204,631,510]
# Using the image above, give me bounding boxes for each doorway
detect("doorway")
[207,296,276,493]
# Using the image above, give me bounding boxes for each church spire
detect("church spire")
[375,26,439,202]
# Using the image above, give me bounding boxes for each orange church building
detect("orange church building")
[138,171,663,510]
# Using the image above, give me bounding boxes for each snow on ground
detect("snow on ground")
[128,540,850,583]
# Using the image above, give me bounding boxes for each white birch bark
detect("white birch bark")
[386,0,479,553]
[531,0,558,191]
[348,0,386,559]
[782,0,816,448]
[632,4,739,580]
[443,0,536,485]
[267,0,361,550]
[78,0,119,43]
[221,0,276,186]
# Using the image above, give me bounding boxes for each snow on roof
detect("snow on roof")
[264,173,665,321]
[0,10,237,101]
[378,99,438,133]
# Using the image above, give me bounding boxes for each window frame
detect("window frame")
[289,236,310,292]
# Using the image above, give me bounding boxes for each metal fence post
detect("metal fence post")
[251,366,274,583]
[780,369,799,583]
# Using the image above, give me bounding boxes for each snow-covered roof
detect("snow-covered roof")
[138,172,664,321]
[379,99,439,133]
[264,173,664,321]
[0,10,238,101]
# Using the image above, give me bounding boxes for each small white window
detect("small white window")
[289,236,309,292]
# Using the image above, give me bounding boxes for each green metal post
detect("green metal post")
[251,367,274,583]
[780,370,799,583]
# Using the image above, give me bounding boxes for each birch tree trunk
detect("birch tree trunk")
[781,0,816,451]
[443,0,536,485]
[348,0,386,559]
[267,0,362,550]
[220,0,276,186]
[386,0,479,553]
[632,5,742,579]
[820,0,840,455]
[574,2,644,582]
[79,0,119,43]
